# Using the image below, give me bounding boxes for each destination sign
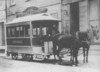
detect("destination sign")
[7,38,31,46]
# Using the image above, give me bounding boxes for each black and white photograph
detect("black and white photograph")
[0,0,100,72]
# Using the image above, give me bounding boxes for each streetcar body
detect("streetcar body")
[6,14,59,60]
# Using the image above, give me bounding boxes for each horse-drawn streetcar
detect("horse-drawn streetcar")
[6,13,60,60]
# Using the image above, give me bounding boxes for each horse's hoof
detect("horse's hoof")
[70,60,73,65]
[86,60,88,63]
[83,60,85,63]
[57,61,62,65]
[72,62,79,66]
[60,62,63,65]
[72,64,76,67]
[75,64,78,66]
[55,62,59,64]
[72,64,78,66]
[86,61,88,63]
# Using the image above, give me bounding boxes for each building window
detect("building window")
[10,0,16,6]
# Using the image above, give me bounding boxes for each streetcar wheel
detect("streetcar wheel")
[43,55,49,62]
[30,55,33,61]
[12,53,18,60]
[26,55,31,61]
[22,54,25,60]
[25,54,32,61]
[7,52,10,56]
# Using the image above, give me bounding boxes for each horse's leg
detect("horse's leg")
[56,46,62,63]
[75,52,79,65]
[70,48,74,65]
[53,43,57,61]
[71,48,77,65]
[54,51,56,61]
[86,46,89,63]
[83,47,85,63]
[54,54,56,60]
[53,51,56,63]
[72,51,77,65]
[70,49,73,61]
[74,48,79,66]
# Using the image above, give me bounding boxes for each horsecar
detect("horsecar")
[6,13,60,60]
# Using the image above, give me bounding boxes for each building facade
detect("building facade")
[6,0,100,44]
[61,0,100,44]
[0,0,7,55]
[89,0,100,44]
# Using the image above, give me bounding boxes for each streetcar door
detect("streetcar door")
[41,21,58,55]
[32,21,43,55]
[31,21,58,55]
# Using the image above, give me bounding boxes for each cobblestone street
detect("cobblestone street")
[0,45,100,72]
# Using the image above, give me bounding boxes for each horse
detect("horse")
[52,31,91,65]
[77,31,91,63]
[52,33,79,65]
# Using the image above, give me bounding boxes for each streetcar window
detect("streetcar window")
[47,26,52,36]
[33,28,36,35]
[24,25,30,37]
[20,26,24,37]
[41,23,58,36]
[37,28,40,36]
[15,27,20,37]
[7,27,16,37]
[41,24,52,36]
[7,28,11,37]
[32,24,40,37]
[32,27,40,36]
[42,27,47,35]
[7,25,30,37]
[11,27,15,37]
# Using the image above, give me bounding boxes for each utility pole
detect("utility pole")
[4,0,7,54]
[5,0,7,23]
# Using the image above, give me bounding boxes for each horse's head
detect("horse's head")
[76,31,91,45]
[91,25,99,40]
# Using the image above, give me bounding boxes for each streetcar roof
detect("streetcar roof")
[6,13,60,24]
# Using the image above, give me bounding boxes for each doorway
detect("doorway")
[70,2,79,33]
